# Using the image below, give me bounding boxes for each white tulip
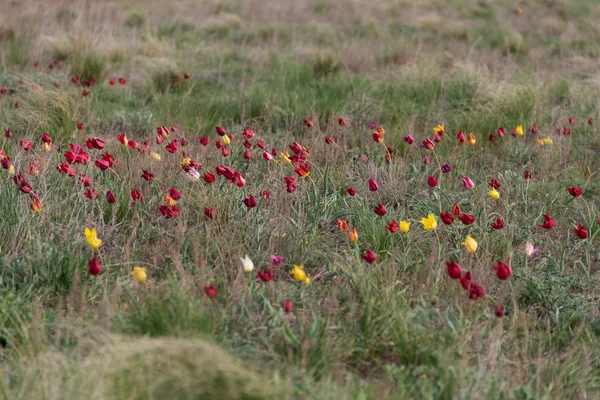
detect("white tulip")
[240,255,254,272]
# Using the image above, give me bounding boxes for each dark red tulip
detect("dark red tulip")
[439,212,454,225]
[492,261,512,280]
[199,136,209,146]
[347,187,357,196]
[491,218,504,230]
[118,77,126,85]
[446,260,462,279]
[56,162,76,176]
[257,269,274,282]
[243,195,257,208]
[244,150,252,159]
[529,123,538,134]
[386,220,399,233]
[203,172,215,183]
[468,284,486,300]
[451,203,461,216]
[85,138,105,150]
[168,187,181,201]
[325,136,335,144]
[566,186,582,197]
[165,140,178,153]
[106,190,116,204]
[88,258,102,276]
[13,172,33,193]
[489,178,501,189]
[4,128,12,138]
[588,118,593,125]
[495,306,504,318]
[538,213,554,229]
[141,169,154,182]
[204,207,215,218]
[84,188,99,200]
[281,298,293,313]
[215,126,226,136]
[441,163,452,173]
[304,118,313,128]
[131,188,143,202]
[159,204,180,218]
[284,176,297,193]
[404,135,414,144]
[372,132,383,143]
[459,271,472,290]
[338,118,347,126]
[20,140,32,151]
[574,224,588,239]
[374,203,387,217]
[78,174,92,187]
[368,179,379,192]
[243,128,254,139]
[456,131,466,143]
[421,138,435,149]
[361,249,377,264]
[457,213,475,225]
[569,116,576,125]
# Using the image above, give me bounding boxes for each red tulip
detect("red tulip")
[204,285,217,298]
[457,213,475,225]
[304,118,313,128]
[538,213,554,229]
[451,203,461,216]
[131,188,143,202]
[456,131,466,143]
[88,258,102,276]
[439,212,454,225]
[165,140,178,153]
[495,306,504,318]
[374,203,387,217]
[215,126,226,136]
[243,195,257,208]
[361,249,377,264]
[281,298,293,313]
[433,135,441,143]
[56,162,76,176]
[574,224,588,239]
[386,220,399,233]
[427,175,438,187]
[421,138,435,149]
[204,207,215,218]
[77,122,84,130]
[523,170,532,181]
[325,136,335,144]
[529,123,538,134]
[446,260,462,279]
[257,269,274,282]
[257,140,266,149]
[78,174,92,187]
[199,136,209,146]
[84,188,99,200]
[106,190,116,204]
[347,187,357,196]
[566,186,582,197]
[284,176,297,193]
[492,261,512,280]
[13,172,33,193]
[489,178,501,189]
[168,188,181,201]
[491,218,504,230]
[4,128,12,138]
[468,284,486,300]
[159,204,180,218]
[20,140,32,151]
[294,164,310,177]
[85,138,105,150]
[569,116,576,125]
[221,147,230,157]
[243,150,252,159]
[368,179,379,192]
[459,271,472,290]
[41,133,52,144]
[141,169,155,182]
[338,118,347,126]
[588,118,593,125]
[462,177,474,190]
[243,128,254,139]
[372,132,383,143]
[404,135,414,144]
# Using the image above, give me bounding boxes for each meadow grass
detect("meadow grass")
[1,0,600,399]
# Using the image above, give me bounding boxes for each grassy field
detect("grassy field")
[2,0,600,398]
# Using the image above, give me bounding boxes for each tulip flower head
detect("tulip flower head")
[281,298,294,313]
[574,224,588,239]
[457,213,475,225]
[386,220,399,233]
[491,218,504,230]
[84,228,102,249]
[290,264,310,285]
[462,235,478,253]
[466,133,476,145]
[524,241,538,256]
[433,124,445,135]
[204,285,217,298]
[439,212,454,225]
[566,186,582,197]
[462,177,474,190]
[399,220,411,233]
[361,249,377,264]
[538,213,555,229]
[492,261,512,280]
[427,175,438,187]
[420,213,437,231]
[270,255,284,268]
[337,219,348,232]
[241,255,254,272]
[515,125,524,136]
[446,260,462,279]
[348,228,359,243]
[374,203,387,217]
[88,258,102,276]
[489,188,500,200]
[132,267,147,284]
[368,179,379,192]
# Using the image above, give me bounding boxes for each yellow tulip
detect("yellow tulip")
[279,151,292,165]
[290,265,307,282]
[8,164,15,175]
[304,277,311,285]
[537,139,544,146]
[84,228,102,249]
[466,133,476,145]
[400,220,411,233]
[515,125,524,136]
[149,151,161,161]
[489,188,500,200]
[462,235,478,253]
[221,135,231,145]
[420,214,437,231]
[433,124,444,135]
[131,267,147,284]
[543,136,552,145]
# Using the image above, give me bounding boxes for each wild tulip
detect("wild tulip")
[77,122,85,131]
[456,131,466,143]
[203,172,215,183]
[361,249,377,264]
[488,134,496,142]
[489,188,500,200]
[88,258,102,276]
[234,173,246,187]
[404,135,414,144]
[257,140,266,149]
[439,212,454,225]
[20,140,32,151]
[524,241,538,256]
[84,189,98,200]
[85,138,105,150]
[0,88,6,94]
[221,147,230,157]
[199,136,209,146]
[538,213,554,229]
[106,190,116,204]
[304,118,313,127]
[347,187,357,196]
[421,138,435,150]
[466,133,476,145]
[57,162,76,176]
[372,132,384,143]
[84,228,102,249]
[491,218,504,230]
[257,269,274,283]
[462,177,474,190]
[281,298,294,313]
[495,306,505,318]
[457,213,475,225]
[337,219,348,232]
[493,261,512,280]
[423,155,430,165]
[569,116,576,125]
[285,177,298,193]
[469,284,486,300]
[204,207,215,218]
[588,118,593,125]
[386,220,399,233]
[132,267,147,284]
[165,140,178,153]
[574,224,588,239]
[338,117,347,126]
[529,123,538,134]
[399,221,410,233]
[451,203,461,216]
[117,133,129,147]
[141,169,155,182]
[4,128,12,138]
[368,179,379,192]
[515,125,524,136]
[118,77,126,84]
[348,228,358,243]
[446,260,462,279]
[420,213,437,230]
[290,264,307,282]
[566,186,582,197]
[168,187,181,201]
[261,190,271,199]
[131,188,143,202]
[294,164,310,177]
[441,163,452,173]
[30,196,43,213]
[204,285,217,298]
[523,170,532,181]
[374,203,387,217]
[270,255,284,268]
[159,205,180,218]
[243,195,257,208]
[244,149,252,159]
[427,175,438,187]
[262,151,273,161]
[462,235,477,253]
[459,271,472,290]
